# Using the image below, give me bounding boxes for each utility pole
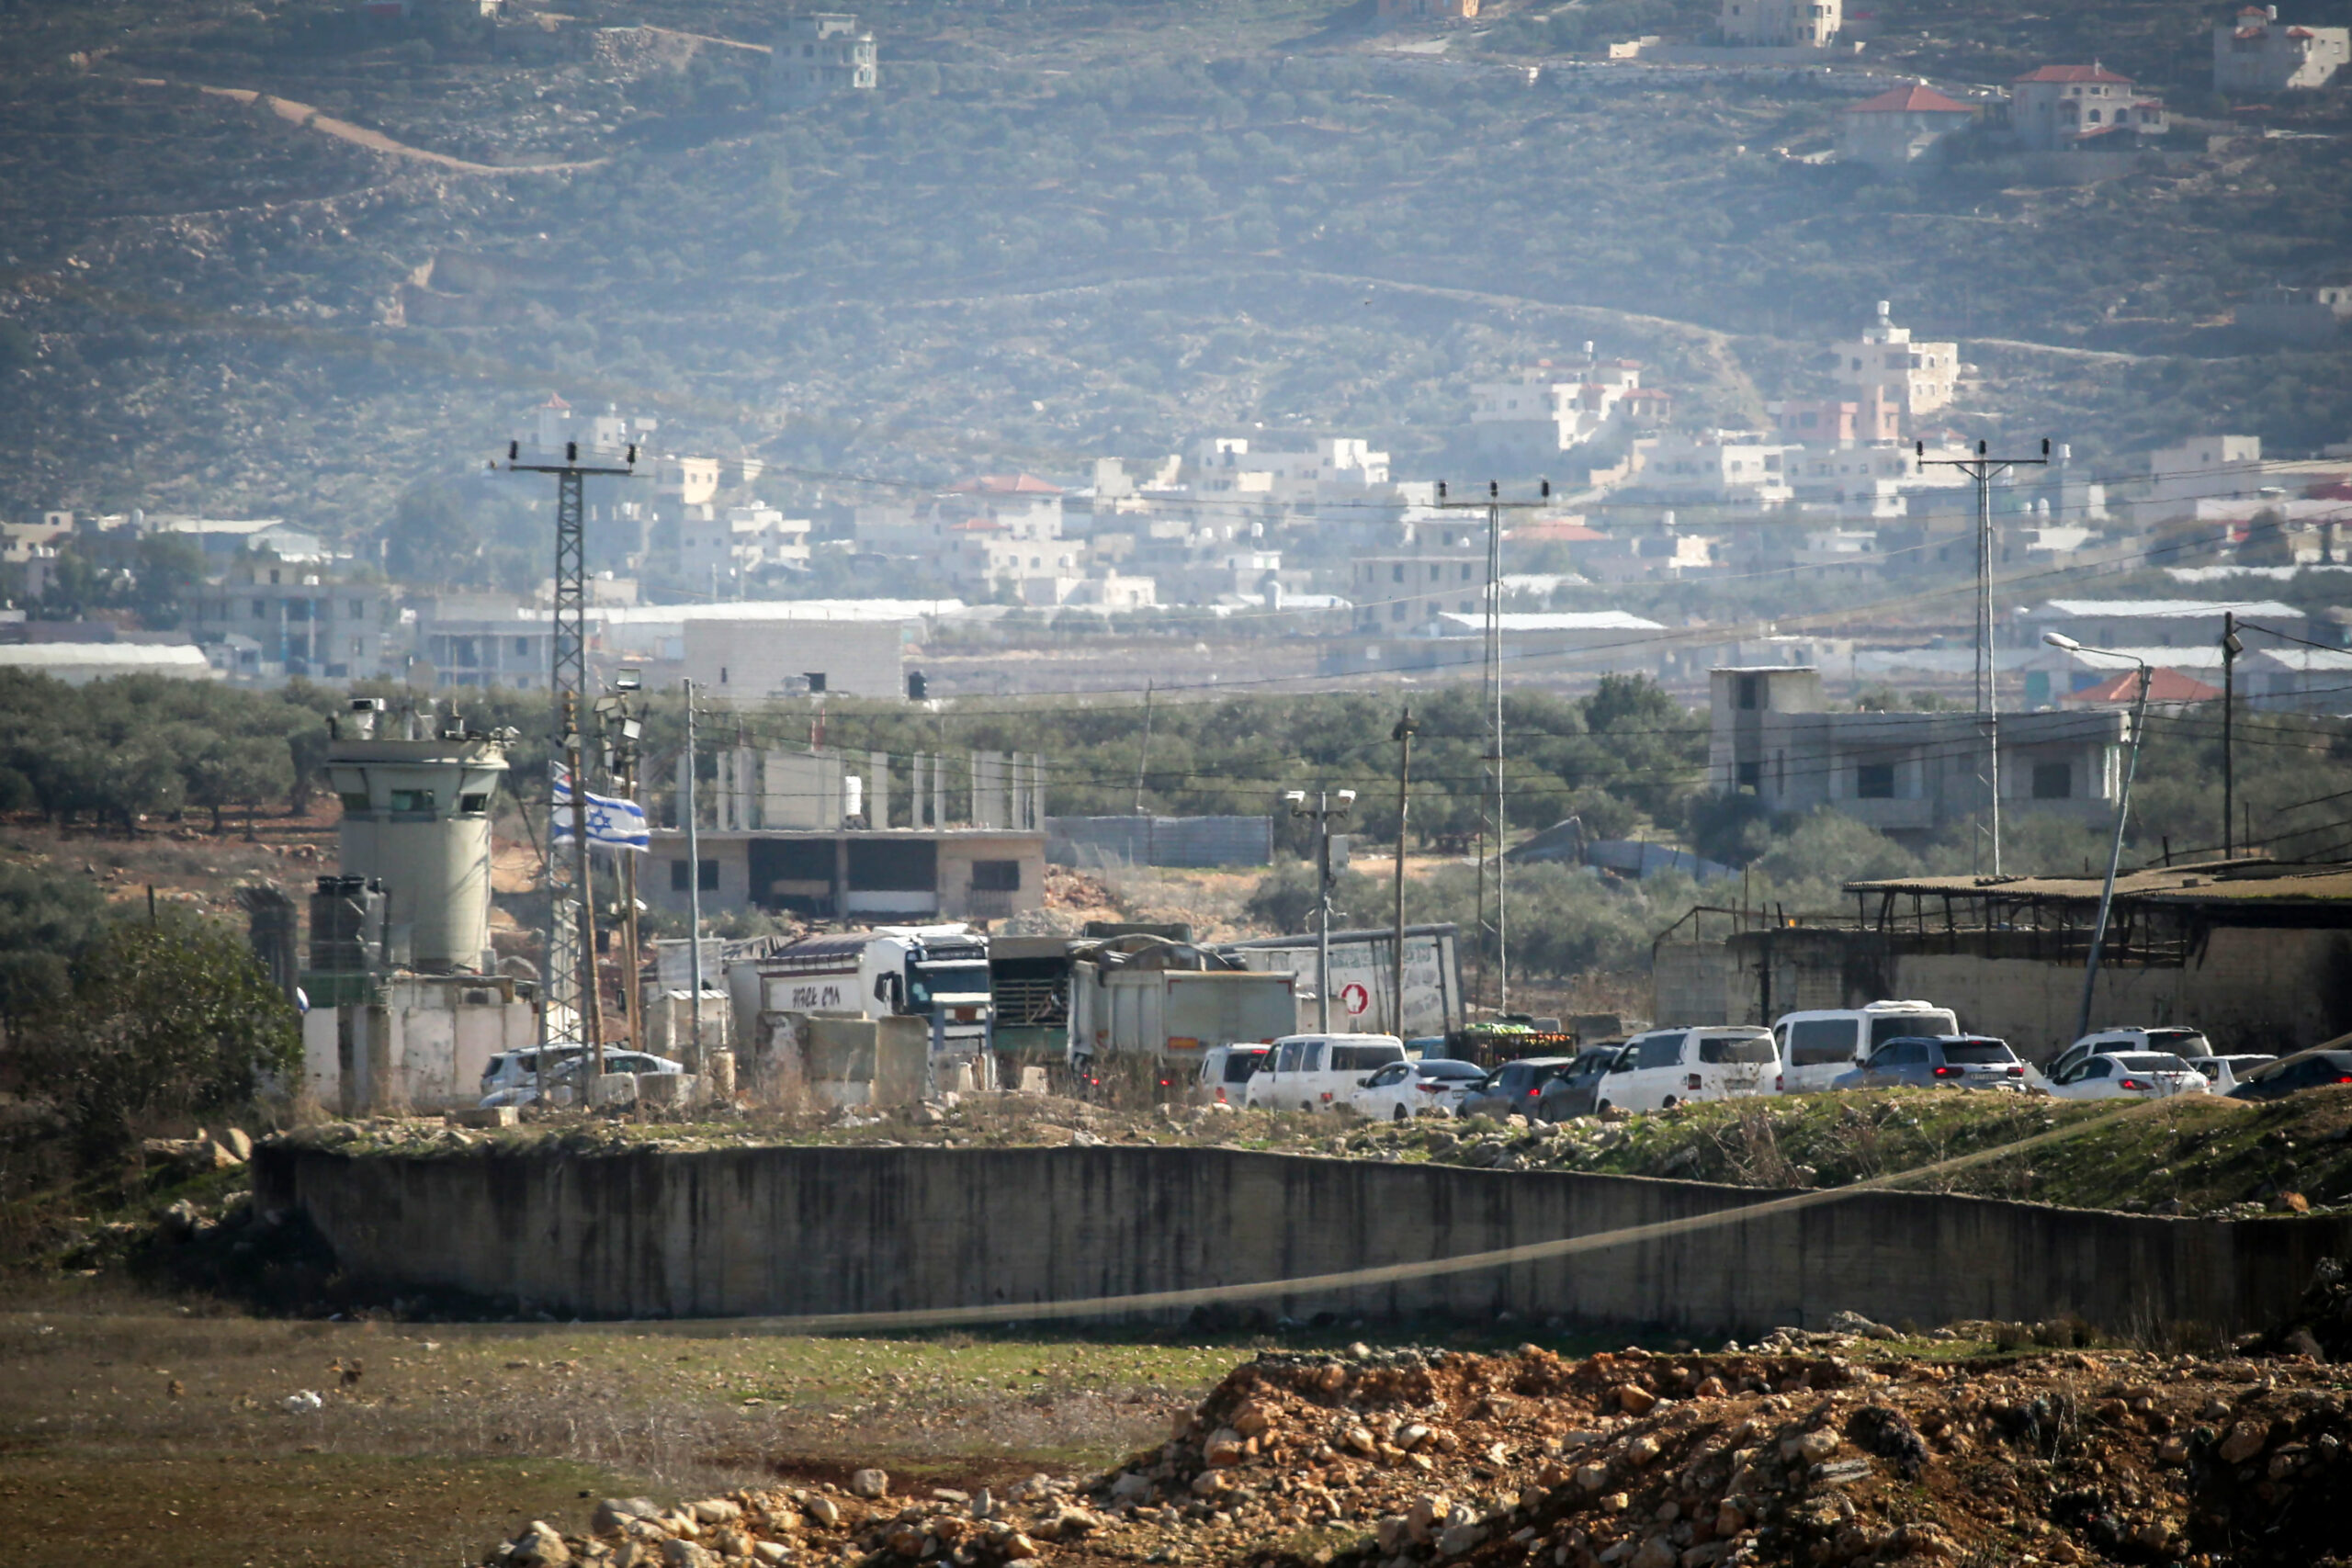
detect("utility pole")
[2222,612,2242,858]
[503,436,638,1064]
[560,691,606,1077]
[1285,788,1354,1032]
[1918,438,2047,877]
[597,668,647,1063]
[1390,706,1416,1043]
[683,676,705,1076]
[1132,680,1153,816]
[1434,479,1549,1015]
[2043,633,2152,1042]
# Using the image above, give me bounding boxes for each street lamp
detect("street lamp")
[2043,631,2153,1043]
[1286,788,1355,1031]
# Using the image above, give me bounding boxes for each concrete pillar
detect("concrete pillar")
[869,750,890,829]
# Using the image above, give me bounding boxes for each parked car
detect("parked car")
[1599,1026,1779,1114]
[481,1046,586,1100]
[2188,1054,2278,1095]
[1770,1001,1960,1093]
[1349,1057,1488,1122]
[1244,1033,1407,1113]
[2047,1027,2213,1083]
[1533,1044,1633,1122]
[1457,1055,1578,1120]
[1826,1034,2027,1092]
[1193,1043,1271,1108]
[2226,1049,2352,1102]
[481,1049,684,1108]
[2043,1051,2207,1101]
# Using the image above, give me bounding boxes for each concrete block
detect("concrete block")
[589,1073,639,1108]
[705,1050,737,1102]
[1017,1066,1049,1096]
[639,1072,699,1110]
[447,1106,518,1129]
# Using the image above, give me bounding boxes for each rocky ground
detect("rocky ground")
[489,1322,2352,1568]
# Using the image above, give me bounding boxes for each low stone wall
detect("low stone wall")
[254,1143,2346,1337]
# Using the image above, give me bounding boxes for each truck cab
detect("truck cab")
[741,924,993,1057]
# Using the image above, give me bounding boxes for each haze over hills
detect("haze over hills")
[3,0,2351,545]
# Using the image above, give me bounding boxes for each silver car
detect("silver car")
[1829,1034,2027,1091]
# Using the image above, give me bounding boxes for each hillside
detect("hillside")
[4,0,2351,535]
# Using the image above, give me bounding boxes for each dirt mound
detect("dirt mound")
[1071,1344,2352,1568]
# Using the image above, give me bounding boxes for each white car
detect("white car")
[2189,1054,2278,1095]
[481,1046,587,1100]
[1598,1026,1780,1115]
[1771,1002,1959,1093]
[1350,1058,1487,1122]
[1244,1033,1407,1114]
[2043,1051,2208,1101]
[481,1050,684,1108]
[1192,1044,1270,1109]
[2048,1027,2213,1084]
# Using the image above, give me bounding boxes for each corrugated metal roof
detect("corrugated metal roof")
[1848,863,2352,908]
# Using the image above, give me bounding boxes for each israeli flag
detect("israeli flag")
[552,765,649,854]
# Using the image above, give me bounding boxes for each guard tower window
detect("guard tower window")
[457,793,490,814]
[388,789,435,813]
[1736,761,1761,793]
[1736,675,1758,710]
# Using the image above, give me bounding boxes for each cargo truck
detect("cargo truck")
[1066,934,1298,1092]
[729,924,993,1064]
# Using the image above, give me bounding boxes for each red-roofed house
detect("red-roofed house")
[1839,82,1978,170]
[942,473,1065,538]
[2010,64,2168,150]
[2060,666,2226,714]
[2215,7,2349,92]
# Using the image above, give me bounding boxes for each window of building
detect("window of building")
[1392,564,1405,582]
[671,858,719,892]
[2033,762,2073,799]
[349,600,364,618]
[1736,761,1761,792]
[1856,762,1896,799]
[388,789,435,813]
[514,637,531,657]
[1736,674,1758,710]
[1461,564,1474,580]
[970,860,1022,892]
[251,599,266,619]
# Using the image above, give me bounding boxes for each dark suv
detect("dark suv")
[1457,1055,1577,1121]
[1534,1044,1631,1122]
[1828,1034,2025,1091]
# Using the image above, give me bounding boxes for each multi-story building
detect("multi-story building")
[1830,303,1959,420]
[675,505,812,584]
[2136,433,2266,524]
[2215,6,2349,92]
[412,593,556,692]
[1182,438,1391,510]
[1719,0,1839,46]
[2234,284,2352,344]
[767,13,876,103]
[1707,665,2127,842]
[2009,64,2169,152]
[1632,430,1795,506]
[1467,360,1661,462]
[187,561,398,683]
[1838,84,1977,170]
[1350,513,1489,631]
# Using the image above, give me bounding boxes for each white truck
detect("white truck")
[1066,935,1299,1092]
[730,924,994,1061]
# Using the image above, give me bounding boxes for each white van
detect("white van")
[1597,1026,1780,1115]
[1192,1043,1270,1108]
[1243,1032,1407,1114]
[1771,1001,1960,1093]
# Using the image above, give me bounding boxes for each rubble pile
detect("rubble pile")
[492,1338,2352,1567]
[493,1468,1101,1568]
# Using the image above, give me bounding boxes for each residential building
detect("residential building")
[675,505,812,582]
[1466,360,1662,463]
[648,747,1044,923]
[2235,284,2352,343]
[2138,433,2266,523]
[1377,0,1479,18]
[1830,302,1959,419]
[1838,83,1977,170]
[1631,430,1795,506]
[411,593,555,692]
[1182,438,1391,510]
[187,561,398,682]
[1350,509,1487,631]
[1707,665,2128,841]
[767,12,876,103]
[2009,64,2169,152]
[684,615,906,702]
[1772,393,1903,447]
[1720,0,1840,46]
[2215,6,2349,92]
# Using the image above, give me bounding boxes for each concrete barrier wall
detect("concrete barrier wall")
[254,1144,2349,1337]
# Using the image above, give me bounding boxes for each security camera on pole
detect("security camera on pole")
[1284,787,1355,1032]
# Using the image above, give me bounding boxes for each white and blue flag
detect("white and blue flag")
[552,765,649,853]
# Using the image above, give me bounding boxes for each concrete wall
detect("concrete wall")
[255,1143,2346,1337]
[1656,925,2352,1061]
